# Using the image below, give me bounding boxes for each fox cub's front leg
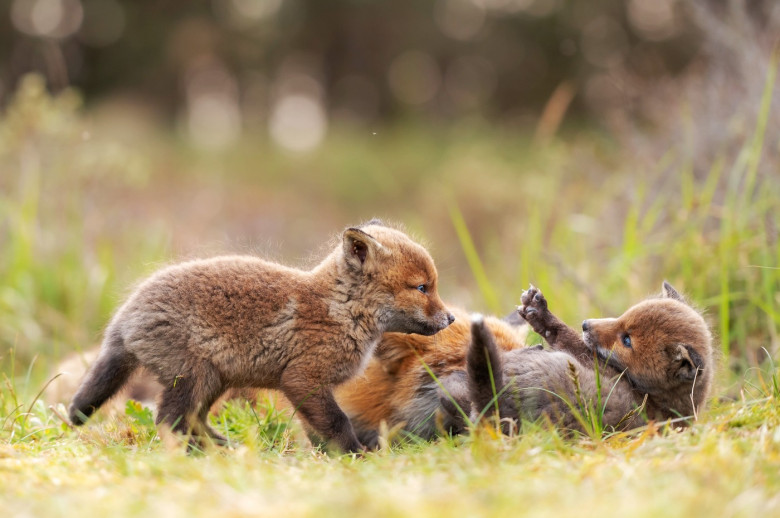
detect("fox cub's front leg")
[518,285,590,360]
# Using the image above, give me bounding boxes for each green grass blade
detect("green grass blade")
[448,201,501,314]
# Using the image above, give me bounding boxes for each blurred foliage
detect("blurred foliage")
[0,75,165,373]
[0,0,778,391]
[0,56,778,389]
[0,0,777,127]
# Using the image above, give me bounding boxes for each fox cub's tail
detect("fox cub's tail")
[68,329,138,425]
[466,315,516,433]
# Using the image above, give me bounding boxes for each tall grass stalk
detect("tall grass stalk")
[447,201,501,314]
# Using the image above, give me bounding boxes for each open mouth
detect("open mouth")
[595,346,611,362]
[582,331,597,352]
[583,332,626,369]
[596,346,626,371]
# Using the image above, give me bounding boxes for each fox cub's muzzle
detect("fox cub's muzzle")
[386,309,455,336]
[415,310,455,336]
[581,318,618,351]
[435,311,456,332]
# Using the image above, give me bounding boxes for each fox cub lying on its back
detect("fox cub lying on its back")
[459,282,713,433]
[337,282,713,441]
[69,221,454,452]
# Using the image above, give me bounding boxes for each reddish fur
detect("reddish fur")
[336,308,527,441]
[54,308,524,444]
[67,221,453,452]
[58,281,713,444]
[339,282,714,440]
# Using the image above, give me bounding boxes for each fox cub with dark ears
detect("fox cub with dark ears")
[69,220,454,452]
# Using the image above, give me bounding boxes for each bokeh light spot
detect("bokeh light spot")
[269,94,327,153]
[184,62,242,150]
[627,0,680,42]
[213,0,282,29]
[12,0,84,39]
[434,0,486,41]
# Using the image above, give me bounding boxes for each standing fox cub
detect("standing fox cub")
[69,221,454,452]
[337,282,713,440]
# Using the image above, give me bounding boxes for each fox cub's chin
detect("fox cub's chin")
[385,311,455,336]
[406,321,448,336]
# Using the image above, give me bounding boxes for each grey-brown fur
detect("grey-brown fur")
[464,318,639,432]
[69,223,454,452]
[458,283,713,433]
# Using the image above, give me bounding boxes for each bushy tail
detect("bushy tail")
[68,329,138,425]
[467,315,516,433]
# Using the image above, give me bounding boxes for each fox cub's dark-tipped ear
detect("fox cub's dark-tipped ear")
[343,227,387,271]
[662,281,686,303]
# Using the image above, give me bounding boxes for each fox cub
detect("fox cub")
[459,282,713,433]
[338,282,713,441]
[69,221,454,452]
[336,308,527,442]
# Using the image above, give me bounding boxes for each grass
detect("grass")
[2,393,780,517]
[1,57,780,517]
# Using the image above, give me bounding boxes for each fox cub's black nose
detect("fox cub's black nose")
[447,313,456,325]
[582,320,590,331]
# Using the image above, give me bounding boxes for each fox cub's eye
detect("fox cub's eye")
[416,284,427,294]
[622,334,632,348]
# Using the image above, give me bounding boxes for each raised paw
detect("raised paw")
[518,285,585,355]
[518,285,548,318]
[517,285,552,336]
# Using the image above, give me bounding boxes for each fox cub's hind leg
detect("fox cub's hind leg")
[518,286,589,359]
[155,363,227,447]
[281,370,363,454]
[291,388,362,453]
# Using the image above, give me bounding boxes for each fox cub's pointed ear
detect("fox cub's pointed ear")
[671,344,703,382]
[343,228,386,271]
[661,281,686,303]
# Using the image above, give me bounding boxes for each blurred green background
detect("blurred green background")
[0,0,778,393]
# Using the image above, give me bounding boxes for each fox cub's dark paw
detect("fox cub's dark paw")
[359,430,380,452]
[519,284,548,318]
[518,285,552,335]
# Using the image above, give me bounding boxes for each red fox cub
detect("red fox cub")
[69,221,454,452]
[338,282,713,441]
[335,308,527,443]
